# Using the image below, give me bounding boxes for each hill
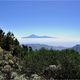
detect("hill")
[26,44,67,50]
[72,44,80,52]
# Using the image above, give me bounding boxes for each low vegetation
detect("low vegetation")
[0,29,80,79]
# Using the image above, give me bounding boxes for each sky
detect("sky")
[0,1,80,46]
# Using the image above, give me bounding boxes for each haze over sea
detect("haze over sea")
[18,37,80,47]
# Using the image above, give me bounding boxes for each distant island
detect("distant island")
[22,34,55,38]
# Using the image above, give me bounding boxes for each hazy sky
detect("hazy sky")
[0,1,80,46]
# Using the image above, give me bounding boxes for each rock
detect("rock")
[49,65,57,70]
[0,75,4,80]
[5,53,13,60]
[11,72,17,79]
[9,59,14,65]
[31,74,41,80]
[3,65,12,72]
[0,47,3,52]
[43,64,62,79]
[3,65,12,80]
[14,74,27,80]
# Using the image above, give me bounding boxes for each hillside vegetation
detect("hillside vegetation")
[0,29,80,79]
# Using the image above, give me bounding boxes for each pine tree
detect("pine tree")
[0,28,5,47]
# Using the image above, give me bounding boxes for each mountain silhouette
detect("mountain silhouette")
[22,34,54,38]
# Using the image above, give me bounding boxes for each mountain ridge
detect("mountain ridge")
[72,44,80,52]
[24,44,80,52]
[26,44,67,50]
